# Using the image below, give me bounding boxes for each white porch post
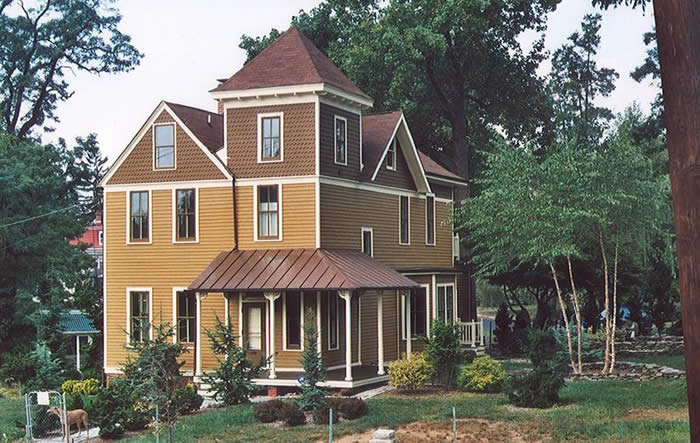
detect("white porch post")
[76,336,81,372]
[316,292,322,353]
[339,290,353,381]
[196,292,203,376]
[406,291,411,358]
[377,292,384,375]
[264,291,281,379]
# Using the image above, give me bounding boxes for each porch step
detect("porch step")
[461,345,486,356]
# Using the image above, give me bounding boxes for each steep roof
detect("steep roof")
[360,111,403,180]
[189,248,420,292]
[417,151,465,181]
[165,102,224,153]
[361,111,464,183]
[212,27,371,100]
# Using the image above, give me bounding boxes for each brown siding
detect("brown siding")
[226,103,315,178]
[374,141,417,191]
[319,103,361,180]
[107,110,227,185]
[235,183,316,249]
[430,183,453,200]
[320,184,453,269]
[104,187,234,370]
[457,271,476,322]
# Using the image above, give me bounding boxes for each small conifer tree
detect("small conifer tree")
[299,310,326,411]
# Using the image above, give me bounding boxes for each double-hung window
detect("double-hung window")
[176,292,196,344]
[260,115,281,161]
[334,116,347,165]
[258,185,279,240]
[386,140,396,170]
[285,292,302,350]
[436,285,455,324]
[176,189,196,241]
[426,195,435,245]
[130,291,149,343]
[328,292,339,350]
[130,191,149,242]
[399,195,409,244]
[154,124,175,169]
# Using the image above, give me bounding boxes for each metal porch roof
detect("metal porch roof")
[189,249,420,292]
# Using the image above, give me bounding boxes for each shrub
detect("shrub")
[62,379,78,394]
[253,399,286,423]
[327,397,367,420]
[504,328,568,408]
[313,403,340,424]
[204,316,266,405]
[280,402,306,426]
[463,350,477,365]
[0,352,37,385]
[93,378,150,438]
[457,356,506,393]
[425,320,462,388]
[173,384,204,415]
[388,352,432,391]
[62,378,100,395]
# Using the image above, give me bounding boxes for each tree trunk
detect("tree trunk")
[550,263,576,373]
[599,227,611,374]
[652,2,700,438]
[567,256,583,374]
[611,241,619,372]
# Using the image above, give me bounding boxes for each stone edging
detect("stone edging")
[507,361,685,381]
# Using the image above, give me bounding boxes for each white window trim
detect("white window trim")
[126,287,152,346]
[257,112,284,163]
[398,194,410,245]
[282,292,304,352]
[386,139,397,171]
[425,193,436,246]
[126,190,152,245]
[334,115,348,166]
[152,123,177,171]
[401,285,430,340]
[171,188,200,244]
[361,227,374,257]
[327,293,340,351]
[435,283,456,323]
[253,183,283,242]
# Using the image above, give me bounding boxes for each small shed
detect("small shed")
[59,310,99,372]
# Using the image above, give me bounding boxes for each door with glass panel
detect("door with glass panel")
[242,303,266,364]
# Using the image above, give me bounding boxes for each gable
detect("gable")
[373,140,417,191]
[104,105,230,186]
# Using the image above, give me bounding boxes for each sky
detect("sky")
[48,0,657,165]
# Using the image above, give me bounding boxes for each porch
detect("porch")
[252,365,389,389]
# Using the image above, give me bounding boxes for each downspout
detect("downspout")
[232,174,238,250]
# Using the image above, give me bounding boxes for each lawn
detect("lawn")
[621,354,686,371]
[123,378,689,442]
[0,392,25,442]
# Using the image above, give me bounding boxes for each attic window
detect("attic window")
[386,140,397,170]
[334,116,347,165]
[154,124,175,169]
[258,113,283,162]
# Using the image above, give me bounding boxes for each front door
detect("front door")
[243,303,266,364]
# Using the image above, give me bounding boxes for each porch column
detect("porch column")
[377,292,385,375]
[316,292,322,353]
[195,292,203,376]
[264,292,281,379]
[406,291,412,358]
[339,290,353,381]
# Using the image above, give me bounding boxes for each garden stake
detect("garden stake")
[155,404,160,443]
[619,423,624,442]
[329,408,333,442]
[452,406,456,443]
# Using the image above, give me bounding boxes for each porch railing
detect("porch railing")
[456,319,484,348]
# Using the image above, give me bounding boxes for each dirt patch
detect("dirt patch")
[625,408,689,421]
[334,419,549,442]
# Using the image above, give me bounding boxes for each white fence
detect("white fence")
[456,319,484,348]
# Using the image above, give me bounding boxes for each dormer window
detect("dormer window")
[258,113,283,162]
[386,140,397,170]
[154,124,175,169]
[334,116,347,165]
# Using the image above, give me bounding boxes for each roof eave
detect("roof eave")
[210,83,373,109]
[426,174,468,187]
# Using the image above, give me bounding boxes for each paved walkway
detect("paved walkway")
[37,427,99,442]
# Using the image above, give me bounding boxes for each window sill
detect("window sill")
[127,240,152,246]
[334,161,348,167]
[174,239,199,244]
[255,237,282,242]
[154,167,176,171]
[258,158,283,164]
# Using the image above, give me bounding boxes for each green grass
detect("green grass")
[621,354,686,371]
[499,360,533,372]
[122,378,689,442]
[0,394,25,441]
